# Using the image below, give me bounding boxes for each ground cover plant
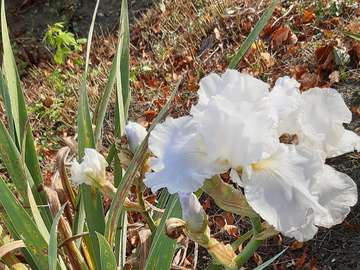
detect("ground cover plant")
[0,0,360,269]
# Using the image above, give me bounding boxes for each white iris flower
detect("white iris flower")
[70,148,108,186]
[144,69,358,241]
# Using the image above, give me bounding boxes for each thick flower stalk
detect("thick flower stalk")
[168,193,237,268]
[144,69,359,268]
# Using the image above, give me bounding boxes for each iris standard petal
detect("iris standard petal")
[194,95,278,168]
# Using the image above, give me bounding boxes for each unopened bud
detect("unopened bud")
[165,218,185,239]
[125,121,147,152]
[179,193,207,233]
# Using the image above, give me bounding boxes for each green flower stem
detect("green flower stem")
[232,215,263,268]
[136,179,157,233]
[230,230,253,251]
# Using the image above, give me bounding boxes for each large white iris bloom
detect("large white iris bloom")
[144,69,358,241]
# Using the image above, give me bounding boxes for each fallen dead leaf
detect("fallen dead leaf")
[299,72,319,90]
[290,240,304,250]
[260,52,275,68]
[329,70,340,84]
[303,9,315,23]
[271,26,290,47]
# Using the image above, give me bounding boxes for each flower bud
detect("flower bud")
[125,121,147,152]
[179,193,207,233]
[70,148,108,187]
[165,218,185,239]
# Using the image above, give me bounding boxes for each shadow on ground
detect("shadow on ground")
[3,0,155,67]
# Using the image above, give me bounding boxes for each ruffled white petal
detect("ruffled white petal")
[125,121,148,152]
[299,88,353,156]
[243,145,328,241]
[311,165,358,228]
[191,69,269,116]
[325,130,360,158]
[70,161,87,185]
[144,116,221,194]
[193,95,278,168]
[270,76,302,135]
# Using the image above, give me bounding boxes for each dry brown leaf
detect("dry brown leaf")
[138,229,152,270]
[224,212,234,225]
[290,240,304,250]
[260,52,275,68]
[271,26,290,47]
[329,70,340,84]
[315,44,335,74]
[253,252,263,266]
[271,26,297,48]
[299,72,319,90]
[303,9,315,23]
[295,248,308,269]
[213,215,226,230]
[202,197,211,211]
[144,110,158,121]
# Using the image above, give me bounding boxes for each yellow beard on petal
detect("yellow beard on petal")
[251,159,272,172]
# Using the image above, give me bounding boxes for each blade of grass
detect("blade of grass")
[1,0,23,140]
[343,31,360,41]
[27,183,50,243]
[49,204,67,270]
[228,0,277,69]
[253,248,287,270]
[0,178,56,270]
[93,57,117,143]
[112,1,131,263]
[105,77,182,245]
[94,0,130,142]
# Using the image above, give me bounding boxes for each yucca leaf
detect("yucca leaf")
[105,77,182,245]
[93,57,117,143]
[0,72,15,139]
[0,178,56,269]
[96,233,117,270]
[0,0,23,140]
[49,204,67,270]
[144,195,181,270]
[228,0,276,68]
[1,0,44,191]
[27,183,50,243]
